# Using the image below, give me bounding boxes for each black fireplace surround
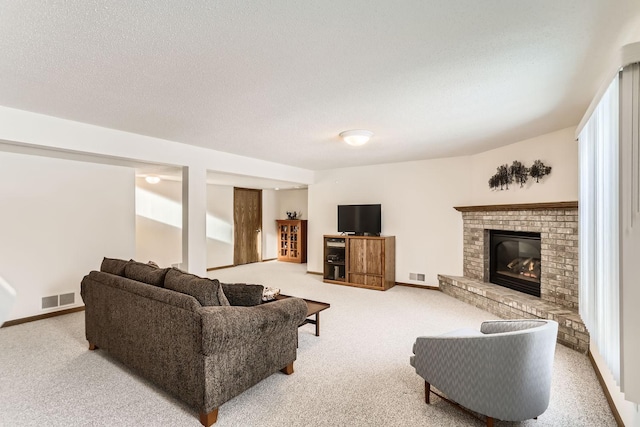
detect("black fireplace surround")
[489,230,541,297]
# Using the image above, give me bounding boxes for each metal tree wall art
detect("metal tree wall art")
[529,160,552,183]
[488,164,513,190]
[509,161,529,187]
[488,160,552,190]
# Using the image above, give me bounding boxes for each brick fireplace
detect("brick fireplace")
[438,201,589,352]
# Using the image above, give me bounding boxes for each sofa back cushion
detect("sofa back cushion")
[124,261,169,287]
[220,283,264,306]
[84,270,202,313]
[100,257,129,276]
[164,268,230,307]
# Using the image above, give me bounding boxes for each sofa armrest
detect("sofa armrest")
[199,297,307,355]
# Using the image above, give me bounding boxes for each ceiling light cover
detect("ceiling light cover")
[145,175,161,184]
[340,129,373,146]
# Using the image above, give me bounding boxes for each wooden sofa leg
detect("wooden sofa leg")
[281,363,294,375]
[199,409,218,426]
[486,416,494,427]
[425,381,431,404]
[88,342,98,350]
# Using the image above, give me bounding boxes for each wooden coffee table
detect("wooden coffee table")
[275,295,330,336]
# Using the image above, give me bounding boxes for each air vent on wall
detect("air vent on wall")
[41,292,76,310]
[41,295,58,309]
[409,273,426,282]
[59,293,75,306]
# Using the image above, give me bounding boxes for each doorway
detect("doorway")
[233,187,262,265]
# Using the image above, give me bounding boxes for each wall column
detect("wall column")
[182,166,207,276]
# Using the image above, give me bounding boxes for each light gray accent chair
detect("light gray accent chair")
[410,319,558,426]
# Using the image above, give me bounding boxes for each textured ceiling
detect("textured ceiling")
[1,1,639,171]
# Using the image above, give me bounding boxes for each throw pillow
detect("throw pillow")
[261,286,280,302]
[100,257,129,276]
[124,261,169,287]
[220,283,264,306]
[164,268,229,307]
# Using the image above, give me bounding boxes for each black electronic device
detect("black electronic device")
[337,204,382,236]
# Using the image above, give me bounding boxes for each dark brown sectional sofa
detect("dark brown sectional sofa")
[80,258,307,426]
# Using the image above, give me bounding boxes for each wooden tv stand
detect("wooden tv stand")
[323,235,395,291]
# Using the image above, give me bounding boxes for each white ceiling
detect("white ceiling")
[1,1,639,171]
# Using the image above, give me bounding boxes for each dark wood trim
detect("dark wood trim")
[588,350,625,427]
[454,201,578,212]
[395,282,441,290]
[207,259,280,272]
[206,264,235,272]
[1,306,85,328]
[307,271,323,276]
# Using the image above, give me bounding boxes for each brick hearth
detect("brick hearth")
[439,201,589,352]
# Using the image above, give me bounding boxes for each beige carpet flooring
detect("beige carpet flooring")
[0,261,615,426]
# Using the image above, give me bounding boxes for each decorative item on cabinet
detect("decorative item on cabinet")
[286,211,301,220]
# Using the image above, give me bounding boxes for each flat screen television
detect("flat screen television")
[337,204,381,236]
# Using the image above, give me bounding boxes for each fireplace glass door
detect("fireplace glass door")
[489,230,541,297]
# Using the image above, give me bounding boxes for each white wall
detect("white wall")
[0,105,314,276]
[204,188,308,265]
[276,189,308,220]
[140,184,304,269]
[262,189,279,260]
[308,158,472,285]
[468,127,578,204]
[308,126,579,287]
[207,184,234,268]
[259,188,309,261]
[0,151,134,321]
[135,177,182,268]
[135,180,237,270]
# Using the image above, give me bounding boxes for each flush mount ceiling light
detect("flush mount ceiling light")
[145,175,161,184]
[339,129,373,146]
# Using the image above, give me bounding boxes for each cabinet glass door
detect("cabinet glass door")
[290,224,299,259]
[280,224,289,258]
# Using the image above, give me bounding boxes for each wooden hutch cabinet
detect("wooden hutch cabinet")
[323,235,395,290]
[276,220,307,263]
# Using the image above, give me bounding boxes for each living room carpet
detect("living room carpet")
[0,261,615,426]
